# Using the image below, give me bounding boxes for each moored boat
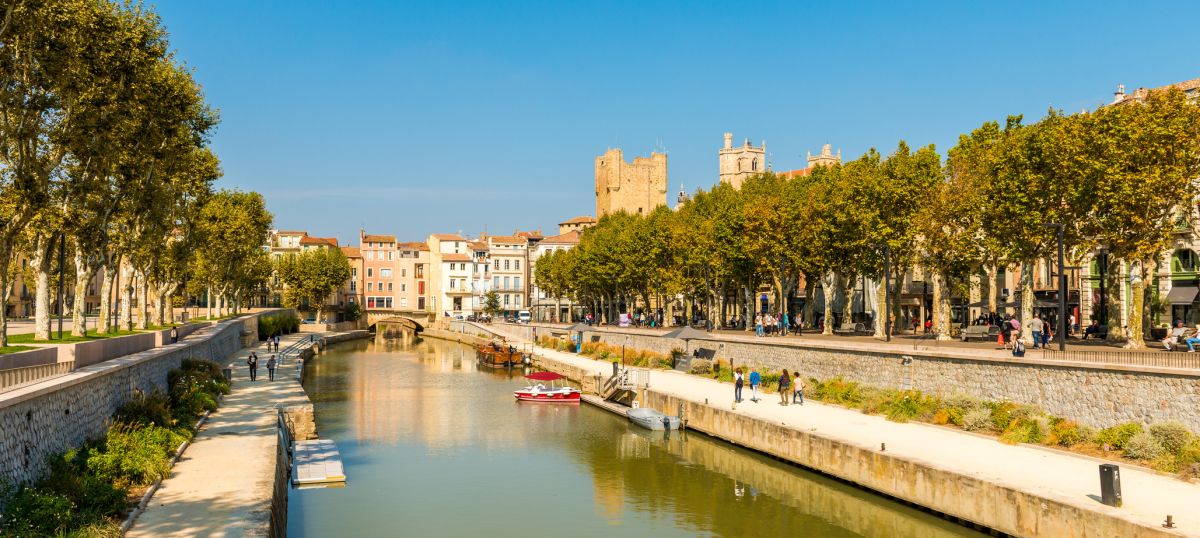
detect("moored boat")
[514,371,580,403]
[628,407,681,430]
[477,342,525,368]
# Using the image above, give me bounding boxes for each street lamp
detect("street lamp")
[1041,223,1067,351]
[1097,247,1109,326]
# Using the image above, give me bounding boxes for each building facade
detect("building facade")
[529,230,582,322]
[595,148,668,218]
[718,132,765,189]
[487,235,528,316]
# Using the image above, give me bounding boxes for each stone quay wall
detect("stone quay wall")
[0,317,249,486]
[451,321,1200,432]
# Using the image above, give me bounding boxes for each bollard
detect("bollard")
[1099,464,1122,507]
[881,442,886,452]
[1163,515,1175,529]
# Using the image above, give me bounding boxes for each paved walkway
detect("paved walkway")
[127,332,317,538]
[469,325,1200,536]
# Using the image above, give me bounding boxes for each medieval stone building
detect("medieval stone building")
[594,148,668,218]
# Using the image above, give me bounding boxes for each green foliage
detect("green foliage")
[1149,421,1195,454]
[1047,419,1086,447]
[1095,422,1144,451]
[168,359,228,422]
[0,487,76,536]
[1122,431,1164,460]
[114,392,174,428]
[962,408,994,432]
[344,301,362,322]
[808,377,864,405]
[483,291,502,318]
[1000,417,1046,445]
[86,424,185,488]
[275,248,351,322]
[881,390,941,423]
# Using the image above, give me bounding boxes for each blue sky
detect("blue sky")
[154,0,1199,243]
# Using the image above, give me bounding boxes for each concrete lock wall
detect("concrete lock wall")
[454,322,1200,431]
[0,318,248,486]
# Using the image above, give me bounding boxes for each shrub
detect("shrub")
[1095,422,1143,451]
[36,447,129,522]
[931,409,951,425]
[988,401,1018,431]
[1149,421,1195,455]
[114,392,173,428]
[87,424,186,487]
[962,408,992,431]
[1123,431,1164,460]
[1048,419,1086,447]
[0,487,75,536]
[811,378,864,406]
[1001,416,1045,445]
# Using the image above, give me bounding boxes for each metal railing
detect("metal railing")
[1040,349,1200,370]
[0,361,75,394]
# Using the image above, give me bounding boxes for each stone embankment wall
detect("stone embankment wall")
[0,318,247,486]
[450,321,1200,431]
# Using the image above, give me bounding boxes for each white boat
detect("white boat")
[514,371,580,403]
[628,407,681,430]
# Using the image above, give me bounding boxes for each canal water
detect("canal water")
[290,337,984,538]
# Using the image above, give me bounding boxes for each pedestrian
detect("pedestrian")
[274,334,281,352]
[781,311,789,336]
[1030,314,1044,349]
[170,326,178,344]
[246,352,258,381]
[793,375,805,405]
[266,355,277,381]
[749,368,761,402]
[734,368,744,403]
[1068,313,1077,336]
[754,314,764,337]
[778,370,791,406]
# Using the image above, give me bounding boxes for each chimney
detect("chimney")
[723,132,732,149]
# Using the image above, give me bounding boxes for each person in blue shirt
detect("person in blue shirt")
[749,368,761,402]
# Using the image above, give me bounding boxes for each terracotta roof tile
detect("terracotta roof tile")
[431,233,465,241]
[361,234,396,243]
[276,230,308,236]
[341,246,361,257]
[441,253,471,262]
[540,230,581,244]
[300,236,338,247]
[487,235,528,244]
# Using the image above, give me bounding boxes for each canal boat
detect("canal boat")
[628,407,682,430]
[514,371,580,403]
[477,342,525,368]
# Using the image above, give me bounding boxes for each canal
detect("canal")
[290,337,985,537]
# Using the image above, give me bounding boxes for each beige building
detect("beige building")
[718,132,765,189]
[426,233,470,317]
[529,230,582,322]
[777,143,842,179]
[557,216,596,235]
[487,235,529,315]
[595,148,667,218]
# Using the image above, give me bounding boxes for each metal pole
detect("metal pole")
[1098,249,1107,325]
[57,233,65,339]
[1057,224,1066,351]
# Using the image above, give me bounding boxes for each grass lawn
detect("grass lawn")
[0,345,36,354]
[6,329,142,344]
[142,324,181,330]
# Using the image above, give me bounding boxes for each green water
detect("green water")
[290,338,984,538]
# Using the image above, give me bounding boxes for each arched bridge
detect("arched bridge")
[364,309,429,334]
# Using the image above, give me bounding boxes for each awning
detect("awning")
[526,371,564,381]
[1166,286,1199,305]
[662,326,709,340]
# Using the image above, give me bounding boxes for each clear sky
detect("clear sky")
[154,0,1199,244]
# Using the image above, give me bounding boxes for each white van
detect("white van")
[517,310,532,324]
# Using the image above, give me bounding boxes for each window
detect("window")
[514,277,520,289]
[401,284,406,292]
[351,268,357,277]
[350,282,357,292]
[493,276,499,289]
[367,282,374,291]
[418,281,425,294]
[381,268,392,278]
[515,295,521,308]
[401,298,408,308]
[450,279,457,289]
[416,265,424,278]
[388,251,394,261]
[504,259,510,270]
[504,276,511,289]
[367,251,374,260]
[367,297,376,308]
[752,158,758,171]
[418,297,425,309]
[402,268,407,277]
[504,294,510,306]
[387,282,393,291]
[515,260,520,270]
[367,268,373,277]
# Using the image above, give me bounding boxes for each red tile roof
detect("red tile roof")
[559,216,596,225]
[540,230,581,245]
[341,246,361,257]
[276,230,308,236]
[776,167,814,179]
[488,235,528,244]
[361,234,396,243]
[300,236,338,247]
[431,233,465,241]
[397,241,428,251]
[442,253,471,262]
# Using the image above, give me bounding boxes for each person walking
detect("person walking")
[266,355,277,381]
[793,376,805,405]
[169,326,178,344]
[778,370,791,406]
[734,368,744,403]
[749,368,761,402]
[247,352,258,381]
[754,314,764,337]
[781,312,789,336]
[274,334,281,352]
[1030,315,1044,349]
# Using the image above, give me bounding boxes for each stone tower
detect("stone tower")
[718,132,766,189]
[594,148,668,218]
[807,143,841,169]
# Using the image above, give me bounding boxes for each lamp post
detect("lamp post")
[1041,223,1067,351]
[1097,247,1109,327]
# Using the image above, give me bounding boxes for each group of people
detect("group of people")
[1162,320,1200,352]
[751,312,790,337]
[245,351,278,381]
[733,367,805,406]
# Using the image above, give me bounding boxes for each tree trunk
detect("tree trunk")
[985,264,998,314]
[31,234,53,341]
[840,275,855,330]
[98,260,115,333]
[1125,259,1148,348]
[206,286,213,319]
[803,279,816,329]
[0,252,12,347]
[933,272,952,341]
[120,265,134,331]
[873,276,887,339]
[136,275,149,329]
[156,286,169,326]
[1105,260,1126,342]
[71,246,91,336]
[821,272,836,334]
[1019,260,1034,344]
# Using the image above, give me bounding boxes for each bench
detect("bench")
[961,325,999,342]
[1081,325,1109,341]
[834,322,872,336]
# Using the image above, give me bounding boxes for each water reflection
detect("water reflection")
[293,339,982,538]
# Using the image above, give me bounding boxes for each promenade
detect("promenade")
[446,322,1200,537]
[127,332,316,538]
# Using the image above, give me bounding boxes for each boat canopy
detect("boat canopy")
[525,371,565,381]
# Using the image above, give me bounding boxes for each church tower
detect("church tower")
[594,148,668,218]
[718,132,765,190]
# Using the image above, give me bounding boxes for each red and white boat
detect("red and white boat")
[514,371,580,403]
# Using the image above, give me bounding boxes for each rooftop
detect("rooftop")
[540,230,581,244]
[441,253,471,262]
[275,230,308,236]
[397,241,429,251]
[431,233,465,241]
[340,246,361,258]
[300,236,339,247]
[361,234,396,243]
[559,215,596,225]
[488,235,528,245]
